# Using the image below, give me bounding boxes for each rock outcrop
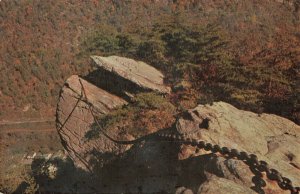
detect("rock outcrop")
[56,56,299,193]
[56,56,170,170]
[91,55,171,94]
[56,75,128,170]
[175,102,300,194]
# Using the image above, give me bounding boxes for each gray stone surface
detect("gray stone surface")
[176,102,300,193]
[91,55,171,94]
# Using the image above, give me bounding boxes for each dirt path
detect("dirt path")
[0,118,56,132]
[0,118,54,125]
[0,128,56,133]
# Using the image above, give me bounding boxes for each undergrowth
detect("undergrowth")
[85,92,176,140]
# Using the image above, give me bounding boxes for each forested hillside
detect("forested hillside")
[0,0,299,123]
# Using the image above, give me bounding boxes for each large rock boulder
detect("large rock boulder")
[56,75,128,170]
[91,55,171,94]
[175,102,300,194]
[56,56,171,171]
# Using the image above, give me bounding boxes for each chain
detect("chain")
[77,78,300,194]
[157,132,300,194]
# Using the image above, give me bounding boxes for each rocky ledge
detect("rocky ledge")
[56,56,170,170]
[91,55,171,94]
[175,102,300,194]
[56,56,299,194]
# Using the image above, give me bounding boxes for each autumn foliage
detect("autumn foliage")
[0,0,299,123]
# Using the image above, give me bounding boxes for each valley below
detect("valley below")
[0,119,63,193]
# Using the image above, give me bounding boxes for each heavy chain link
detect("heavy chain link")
[157,132,300,194]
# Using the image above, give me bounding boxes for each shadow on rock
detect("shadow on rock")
[13,157,98,194]
[91,139,181,193]
[13,135,240,194]
[83,68,150,101]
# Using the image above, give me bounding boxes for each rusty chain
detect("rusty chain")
[157,132,300,194]
[77,78,300,194]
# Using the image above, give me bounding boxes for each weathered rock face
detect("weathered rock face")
[56,75,129,170]
[176,102,300,194]
[91,55,171,94]
[56,56,299,193]
[56,56,171,171]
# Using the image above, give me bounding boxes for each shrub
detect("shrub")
[133,92,175,111]
[137,40,166,66]
[85,92,176,140]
